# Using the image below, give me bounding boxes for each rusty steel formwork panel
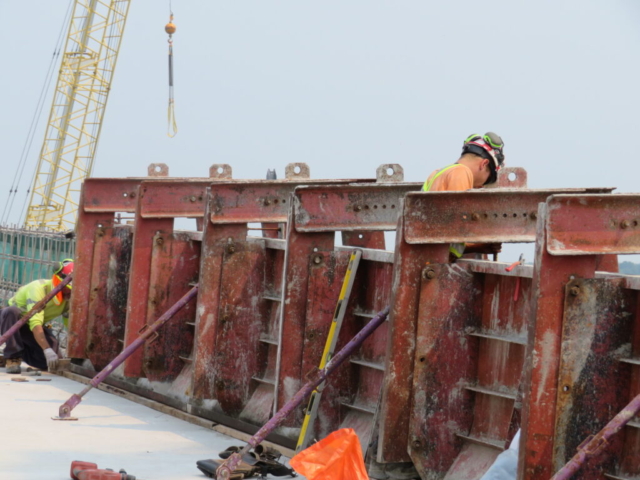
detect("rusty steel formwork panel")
[69,177,158,365]
[278,184,420,447]
[122,179,214,379]
[552,277,636,479]
[191,182,419,447]
[378,188,613,469]
[190,178,385,410]
[69,164,234,365]
[519,195,640,480]
[69,174,214,369]
[191,179,374,416]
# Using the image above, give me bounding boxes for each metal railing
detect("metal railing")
[0,225,75,303]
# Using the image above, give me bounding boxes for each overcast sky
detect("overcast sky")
[1,1,640,260]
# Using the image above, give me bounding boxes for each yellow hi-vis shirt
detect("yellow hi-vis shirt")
[8,279,69,331]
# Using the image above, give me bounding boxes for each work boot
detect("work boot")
[5,358,22,374]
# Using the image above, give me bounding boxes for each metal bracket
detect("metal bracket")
[210,164,233,179]
[485,167,528,189]
[578,434,609,457]
[138,324,160,344]
[285,163,310,179]
[148,163,169,177]
[376,164,404,183]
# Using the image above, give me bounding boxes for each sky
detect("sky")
[1,1,640,260]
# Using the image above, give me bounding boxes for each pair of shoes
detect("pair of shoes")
[5,358,22,374]
[218,445,296,477]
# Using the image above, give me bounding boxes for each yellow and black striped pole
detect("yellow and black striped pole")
[295,249,362,452]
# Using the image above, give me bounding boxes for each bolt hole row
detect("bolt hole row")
[353,204,396,211]
[463,212,535,220]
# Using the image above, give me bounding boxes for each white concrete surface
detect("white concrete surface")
[0,368,301,480]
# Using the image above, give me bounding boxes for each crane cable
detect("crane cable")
[166,9,178,137]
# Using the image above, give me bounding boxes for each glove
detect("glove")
[43,348,59,371]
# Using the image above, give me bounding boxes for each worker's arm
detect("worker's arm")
[31,324,52,351]
[32,323,59,370]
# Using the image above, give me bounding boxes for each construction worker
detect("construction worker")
[0,259,73,374]
[423,132,506,258]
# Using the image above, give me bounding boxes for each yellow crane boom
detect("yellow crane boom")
[24,0,131,231]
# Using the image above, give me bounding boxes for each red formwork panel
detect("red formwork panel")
[191,179,380,418]
[336,240,393,448]
[378,188,610,466]
[275,184,419,447]
[122,179,216,378]
[142,231,200,383]
[402,191,543,478]
[84,225,133,370]
[192,182,419,445]
[552,277,635,478]
[70,177,168,360]
[70,165,232,364]
[519,195,640,480]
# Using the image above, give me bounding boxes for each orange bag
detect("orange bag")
[289,428,368,480]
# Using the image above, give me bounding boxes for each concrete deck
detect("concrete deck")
[0,367,301,480]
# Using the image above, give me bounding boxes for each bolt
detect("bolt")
[530,212,537,220]
[227,244,235,254]
[129,191,136,198]
[413,440,421,449]
[190,195,197,202]
[264,199,271,206]
[423,268,436,280]
[313,255,322,265]
[96,228,105,237]
[621,220,630,229]
[354,205,362,212]
[156,237,164,246]
[471,213,480,221]
[570,285,580,296]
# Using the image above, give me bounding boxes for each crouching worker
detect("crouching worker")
[1,259,74,374]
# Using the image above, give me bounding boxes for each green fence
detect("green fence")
[0,226,75,304]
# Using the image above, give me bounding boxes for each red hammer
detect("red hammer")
[70,461,136,480]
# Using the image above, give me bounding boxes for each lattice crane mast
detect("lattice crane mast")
[24,0,131,231]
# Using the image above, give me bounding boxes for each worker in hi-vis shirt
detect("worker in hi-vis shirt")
[423,132,506,259]
[1,259,73,374]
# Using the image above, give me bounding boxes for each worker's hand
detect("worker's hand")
[43,348,59,371]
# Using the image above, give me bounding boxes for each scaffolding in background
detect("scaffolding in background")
[0,225,75,303]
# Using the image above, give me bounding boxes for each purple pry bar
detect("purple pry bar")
[215,305,390,480]
[56,285,199,419]
[550,392,640,480]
